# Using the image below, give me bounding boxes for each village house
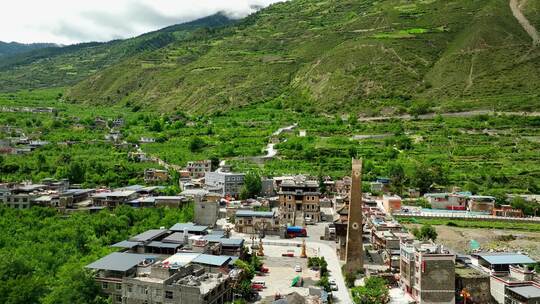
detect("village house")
[468,195,496,213]
[234,210,281,236]
[186,160,212,178]
[400,241,456,303]
[424,192,469,210]
[144,168,170,184]
[278,178,321,225]
[470,253,538,304]
[204,166,244,198]
[382,194,402,214]
[91,191,139,208]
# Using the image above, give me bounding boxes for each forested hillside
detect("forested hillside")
[64,0,540,115]
[0,41,57,58]
[0,14,233,91]
[0,205,194,304]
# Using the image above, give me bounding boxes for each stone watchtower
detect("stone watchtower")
[344,158,364,273]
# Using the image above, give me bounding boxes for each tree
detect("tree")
[149,120,163,132]
[240,171,262,200]
[189,137,206,152]
[68,161,85,184]
[351,276,389,304]
[388,162,405,195]
[210,156,220,171]
[413,224,438,241]
[43,266,107,304]
[511,197,539,216]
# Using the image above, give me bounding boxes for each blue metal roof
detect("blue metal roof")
[192,254,231,266]
[86,252,155,272]
[477,253,536,265]
[235,210,275,218]
[111,240,142,248]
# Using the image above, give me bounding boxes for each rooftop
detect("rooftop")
[111,240,143,249]
[508,285,540,299]
[170,222,209,233]
[235,210,275,218]
[192,254,231,267]
[129,229,168,242]
[474,253,536,265]
[86,252,156,272]
[93,190,136,198]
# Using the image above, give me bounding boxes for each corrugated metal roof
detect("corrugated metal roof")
[477,253,536,265]
[111,240,142,248]
[219,238,244,247]
[163,252,199,266]
[235,210,275,218]
[508,285,540,298]
[170,223,208,232]
[129,229,168,242]
[86,252,155,272]
[146,241,182,249]
[192,254,231,266]
[162,232,186,244]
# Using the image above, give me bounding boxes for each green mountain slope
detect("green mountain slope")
[0,14,233,91]
[0,41,57,58]
[65,0,540,115]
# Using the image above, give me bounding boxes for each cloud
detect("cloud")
[0,0,286,45]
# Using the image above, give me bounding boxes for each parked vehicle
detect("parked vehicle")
[304,217,314,225]
[260,266,269,273]
[251,283,264,291]
[282,252,294,257]
[287,226,307,238]
[294,265,302,272]
[252,280,266,288]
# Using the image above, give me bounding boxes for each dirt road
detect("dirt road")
[510,0,540,46]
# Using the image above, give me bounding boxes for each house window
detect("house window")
[127,285,132,292]
[165,291,173,299]
[102,282,108,289]
[115,295,122,302]
[116,283,121,290]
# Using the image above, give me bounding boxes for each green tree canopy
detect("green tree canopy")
[351,276,389,304]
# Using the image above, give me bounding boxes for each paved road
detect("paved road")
[260,238,352,304]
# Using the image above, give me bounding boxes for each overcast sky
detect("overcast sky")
[0,0,284,45]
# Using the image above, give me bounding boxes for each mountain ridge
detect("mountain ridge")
[66,0,540,115]
[0,13,234,92]
[0,41,59,58]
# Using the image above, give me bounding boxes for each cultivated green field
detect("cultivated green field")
[1,89,539,196]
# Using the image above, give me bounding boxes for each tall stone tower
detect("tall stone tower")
[344,158,364,272]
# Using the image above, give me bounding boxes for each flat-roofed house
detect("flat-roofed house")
[91,191,139,208]
[234,210,280,235]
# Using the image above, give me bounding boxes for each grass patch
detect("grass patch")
[397,217,540,232]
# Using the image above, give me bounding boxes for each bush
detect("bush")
[351,277,389,304]
[345,271,356,288]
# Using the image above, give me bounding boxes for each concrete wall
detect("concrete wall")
[455,274,493,304]
[194,200,219,227]
[418,258,455,303]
